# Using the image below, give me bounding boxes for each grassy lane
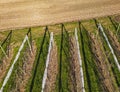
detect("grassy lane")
[55,25,73,92]
[78,24,101,92]
[26,28,50,92]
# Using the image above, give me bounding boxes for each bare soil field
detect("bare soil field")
[0,0,120,31]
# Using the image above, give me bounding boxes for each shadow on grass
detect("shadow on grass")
[58,24,63,92]
[59,24,71,92]
[29,27,50,92]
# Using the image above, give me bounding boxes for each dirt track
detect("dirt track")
[0,0,120,31]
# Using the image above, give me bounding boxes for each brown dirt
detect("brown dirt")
[0,45,13,84]
[69,37,82,92]
[11,42,37,92]
[89,32,117,92]
[0,0,120,31]
[44,42,58,92]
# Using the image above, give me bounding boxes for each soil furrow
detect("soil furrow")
[44,42,58,92]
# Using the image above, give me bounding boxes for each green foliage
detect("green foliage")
[55,27,72,92]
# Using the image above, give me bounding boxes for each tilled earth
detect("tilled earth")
[0,0,120,31]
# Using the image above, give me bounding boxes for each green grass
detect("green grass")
[26,30,50,92]
[55,27,72,92]
[78,24,101,92]
[25,37,43,92]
